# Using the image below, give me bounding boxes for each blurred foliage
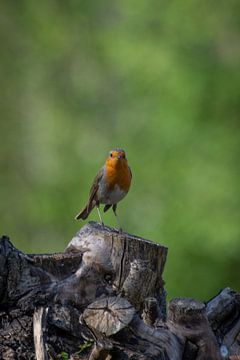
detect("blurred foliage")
[0,0,239,301]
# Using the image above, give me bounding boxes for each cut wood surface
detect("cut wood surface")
[0,222,239,360]
[83,296,136,336]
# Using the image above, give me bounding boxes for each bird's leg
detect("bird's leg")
[96,203,104,226]
[112,204,122,233]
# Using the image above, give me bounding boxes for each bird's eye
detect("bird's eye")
[123,154,125,159]
[110,153,113,157]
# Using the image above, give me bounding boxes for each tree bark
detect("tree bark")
[0,222,239,360]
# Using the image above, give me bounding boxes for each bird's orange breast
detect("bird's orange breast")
[105,159,131,193]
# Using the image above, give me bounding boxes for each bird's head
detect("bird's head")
[106,148,127,167]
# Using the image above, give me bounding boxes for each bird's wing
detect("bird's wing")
[128,166,132,179]
[87,167,104,210]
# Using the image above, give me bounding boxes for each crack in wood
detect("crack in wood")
[118,236,126,291]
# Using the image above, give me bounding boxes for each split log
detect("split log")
[0,222,239,360]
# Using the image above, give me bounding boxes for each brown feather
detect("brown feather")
[75,168,104,220]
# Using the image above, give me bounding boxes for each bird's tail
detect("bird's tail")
[75,202,95,220]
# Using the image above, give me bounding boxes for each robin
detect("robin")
[75,148,132,231]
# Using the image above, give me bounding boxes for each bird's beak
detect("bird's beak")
[117,155,121,160]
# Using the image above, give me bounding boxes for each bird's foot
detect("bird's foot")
[97,221,105,228]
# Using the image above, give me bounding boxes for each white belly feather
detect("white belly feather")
[97,183,127,205]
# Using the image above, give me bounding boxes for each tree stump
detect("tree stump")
[0,221,239,360]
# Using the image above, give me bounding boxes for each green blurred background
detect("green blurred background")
[0,1,239,301]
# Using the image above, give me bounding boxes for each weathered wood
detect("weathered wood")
[206,288,240,330]
[0,223,240,360]
[88,340,113,360]
[142,297,159,326]
[66,221,167,314]
[33,306,49,360]
[206,288,240,359]
[168,298,221,359]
